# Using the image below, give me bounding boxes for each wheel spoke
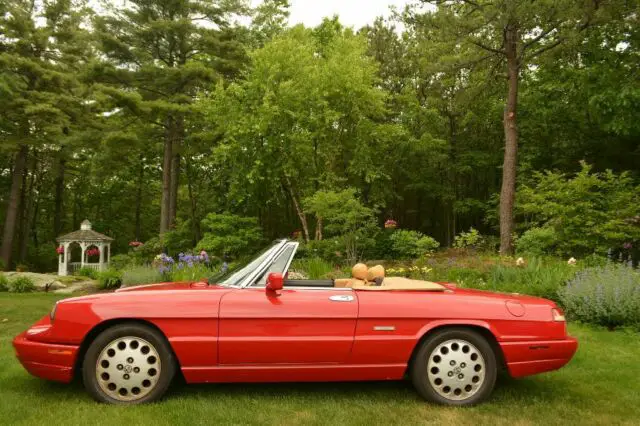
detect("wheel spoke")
[96,336,161,402]
[427,338,486,401]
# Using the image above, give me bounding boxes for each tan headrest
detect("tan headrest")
[352,263,368,280]
[367,265,385,281]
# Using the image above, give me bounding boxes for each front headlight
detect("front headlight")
[50,302,58,322]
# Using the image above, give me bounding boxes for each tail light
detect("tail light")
[552,307,565,322]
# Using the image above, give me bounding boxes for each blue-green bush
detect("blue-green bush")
[559,264,640,329]
[122,266,164,287]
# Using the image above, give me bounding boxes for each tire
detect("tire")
[82,323,176,404]
[411,327,497,406]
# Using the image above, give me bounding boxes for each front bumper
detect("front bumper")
[13,331,79,383]
[500,336,578,378]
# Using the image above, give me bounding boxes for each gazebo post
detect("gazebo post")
[80,242,88,268]
[99,242,105,271]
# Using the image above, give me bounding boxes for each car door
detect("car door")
[218,286,358,364]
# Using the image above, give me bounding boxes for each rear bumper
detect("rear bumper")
[13,332,79,383]
[500,336,578,378]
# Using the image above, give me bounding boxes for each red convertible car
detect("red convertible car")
[14,239,577,406]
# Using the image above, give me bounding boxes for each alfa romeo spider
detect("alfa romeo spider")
[13,239,577,405]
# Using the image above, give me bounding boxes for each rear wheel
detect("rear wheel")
[82,323,175,404]
[411,328,497,406]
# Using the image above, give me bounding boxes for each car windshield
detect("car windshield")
[211,241,285,287]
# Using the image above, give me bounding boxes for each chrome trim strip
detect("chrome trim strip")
[373,326,396,331]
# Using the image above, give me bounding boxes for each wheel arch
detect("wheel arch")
[407,322,506,375]
[73,318,181,381]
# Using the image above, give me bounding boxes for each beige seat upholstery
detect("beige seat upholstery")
[335,263,445,291]
[352,276,445,291]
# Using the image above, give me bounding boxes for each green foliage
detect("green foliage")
[517,163,640,256]
[0,275,8,292]
[75,267,99,280]
[453,228,484,250]
[98,269,123,290]
[389,230,440,259]
[170,264,212,283]
[109,254,135,270]
[304,189,378,263]
[560,264,640,329]
[197,214,263,258]
[290,257,334,280]
[121,266,163,287]
[516,227,559,256]
[9,276,35,293]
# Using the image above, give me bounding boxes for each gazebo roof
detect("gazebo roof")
[57,220,113,243]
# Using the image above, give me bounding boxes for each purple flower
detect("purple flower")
[623,242,633,250]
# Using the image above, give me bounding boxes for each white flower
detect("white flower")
[516,257,525,266]
[567,257,577,266]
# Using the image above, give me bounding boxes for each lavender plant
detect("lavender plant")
[559,264,640,329]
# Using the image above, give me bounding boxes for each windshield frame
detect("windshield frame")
[216,240,289,288]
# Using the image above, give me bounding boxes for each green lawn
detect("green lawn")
[1,294,639,425]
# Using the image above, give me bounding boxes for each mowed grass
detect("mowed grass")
[1,294,639,426]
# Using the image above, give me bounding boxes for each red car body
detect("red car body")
[14,281,577,386]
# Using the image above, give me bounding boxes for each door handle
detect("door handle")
[329,295,354,302]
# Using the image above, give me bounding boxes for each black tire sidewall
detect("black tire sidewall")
[82,323,176,404]
[411,328,497,406]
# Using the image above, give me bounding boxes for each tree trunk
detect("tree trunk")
[284,175,309,242]
[169,150,180,229]
[19,150,39,262]
[315,217,323,240]
[185,156,201,244]
[134,154,144,241]
[1,144,28,269]
[53,150,66,236]
[499,23,520,255]
[160,118,174,235]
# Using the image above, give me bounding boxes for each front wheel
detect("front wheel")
[82,323,176,404]
[411,328,497,406]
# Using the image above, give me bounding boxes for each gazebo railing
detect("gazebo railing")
[68,262,103,273]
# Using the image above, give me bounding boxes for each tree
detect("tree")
[0,0,91,268]
[417,0,625,254]
[201,22,395,241]
[92,0,249,236]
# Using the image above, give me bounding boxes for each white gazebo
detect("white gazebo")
[56,220,113,276]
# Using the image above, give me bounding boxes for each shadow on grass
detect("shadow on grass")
[13,370,574,408]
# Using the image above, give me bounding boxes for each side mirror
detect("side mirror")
[266,272,284,292]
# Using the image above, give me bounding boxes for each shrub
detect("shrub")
[290,257,333,279]
[390,230,440,259]
[516,162,640,256]
[197,213,263,258]
[122,266,164,287]
[453,228,484,249]
[9,276,36,293]
[516,227,559,256]
[170,263,212,282]
[0,275,8,292]
[488,258,575,302]
[75,267,99,280]
[15,264,29,272]
[559,264,640,329]
[109,254,136,270]
[98,269,123,290]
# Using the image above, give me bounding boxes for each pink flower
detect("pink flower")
[384,219,397,229]
[56,246,64,254]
